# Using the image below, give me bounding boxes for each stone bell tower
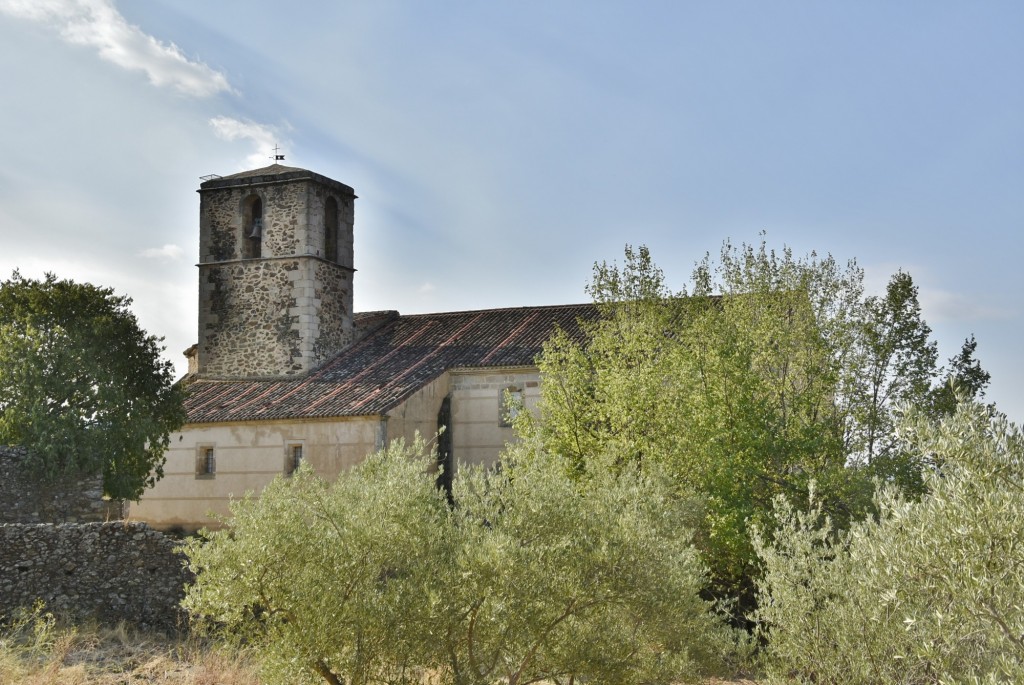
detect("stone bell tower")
[195,164,356,379]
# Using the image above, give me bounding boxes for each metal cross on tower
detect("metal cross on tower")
[270,145,285,162]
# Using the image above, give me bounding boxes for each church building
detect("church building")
[131,164,595,530]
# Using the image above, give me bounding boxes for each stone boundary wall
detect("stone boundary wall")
[0,522,193,632]
[0,447,124,524]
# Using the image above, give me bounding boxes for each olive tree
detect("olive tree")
[754,400,1024,684]
[0,271,185,500]
[183,436,743,685]
[182,438,459,685]
[443,443,741,685]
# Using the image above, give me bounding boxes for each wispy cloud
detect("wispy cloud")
[210,116,283,167]
[140,244,184,260]
[418,281,436,294]
[865,263,1016,324]
[0,0,232,97]
[919,288,1015,324]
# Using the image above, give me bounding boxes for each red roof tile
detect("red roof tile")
[184,303,597,423]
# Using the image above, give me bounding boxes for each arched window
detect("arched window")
[242,195,263,259]
[324,196,338,263]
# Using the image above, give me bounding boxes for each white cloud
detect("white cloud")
[210,116,283,168]
[140,244,184,260]
[418,281,436,294]
[0,0,232,97]
[865,263,1015,324]
[919,288,1015,324]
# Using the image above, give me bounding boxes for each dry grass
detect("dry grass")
[0,609,261,685]
[0,609,759,684]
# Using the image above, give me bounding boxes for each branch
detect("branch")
[312,657,346,685]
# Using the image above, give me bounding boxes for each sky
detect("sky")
[0,1,1021,421]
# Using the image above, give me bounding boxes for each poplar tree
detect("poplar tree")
[525,240,987,606]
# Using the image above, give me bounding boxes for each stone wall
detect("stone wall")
[197,169,356,379]
[0,522,192,631]
[199,258,304,377]
[0,447,124,524]
[313,257,355,366]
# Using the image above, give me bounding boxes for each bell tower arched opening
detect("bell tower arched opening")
[324,196,339,263]
[242,195,263,259]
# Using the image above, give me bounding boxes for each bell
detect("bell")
[247,217,263,239]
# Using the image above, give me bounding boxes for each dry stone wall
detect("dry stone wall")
[0,522,192,631]
[0,447,123,524]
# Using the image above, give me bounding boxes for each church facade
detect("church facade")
[131,164,595,530]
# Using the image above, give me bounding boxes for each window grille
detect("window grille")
[196,447,216,477]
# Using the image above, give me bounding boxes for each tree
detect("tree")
[847,271,937,466]
[836,270,939,497]
[926,334,991,418]
[753,401,1024,683]
[444,442,739,685]
[183,437,742,685]
[524,240,988,609]
[183,438,458,685]
[525,242,865,604]
[0,272,185,500]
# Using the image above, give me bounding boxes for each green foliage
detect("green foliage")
[0,602,67,663]
[927,334,992,419]
[0,271,185,500]
[182,437,457,685]
[183,436,743,685]
[754,401,1024,684]
[845,271,938,498]
[526,241,866,602]
[444,443,741,685]
[526,240,992,608]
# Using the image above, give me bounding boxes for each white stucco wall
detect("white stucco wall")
[132,367,544,530]
[130,416,381,530]
[385,373,451,450]
[449,367,541,470]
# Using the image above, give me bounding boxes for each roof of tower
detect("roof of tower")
[199,163,355,194]
[219,163,306,180]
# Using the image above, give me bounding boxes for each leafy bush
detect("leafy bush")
[443,444,742,685]
[754,401,1024,684]
[183,437,744,685]
[182,437,459,685]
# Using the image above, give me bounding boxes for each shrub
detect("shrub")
[182,437,458,685]
[183,436,744,684]
[754,401,1024,684]
[443,444,742,685]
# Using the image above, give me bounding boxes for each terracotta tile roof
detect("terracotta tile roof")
[184,303,598,424]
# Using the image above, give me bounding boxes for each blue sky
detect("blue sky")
[0,1,1021,420]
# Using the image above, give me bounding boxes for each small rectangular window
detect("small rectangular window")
[285,444,303,475]
[196,446,216,478]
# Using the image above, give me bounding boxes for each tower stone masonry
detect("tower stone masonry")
[196,164,356,379]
